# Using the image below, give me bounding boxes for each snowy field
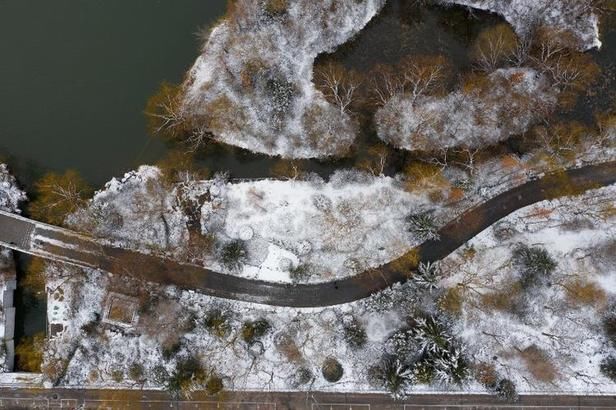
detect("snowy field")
[442,185,616,393]
[69,167,438,283]
[44,186,616,395]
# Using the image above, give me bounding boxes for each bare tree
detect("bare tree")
[370,64,405,107]
[315,62,361,114]
[471,24,519,72]
[399,55,450,103]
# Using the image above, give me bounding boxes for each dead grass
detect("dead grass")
[519,345,557,383]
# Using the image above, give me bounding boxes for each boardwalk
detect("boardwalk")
[0,161,614,307]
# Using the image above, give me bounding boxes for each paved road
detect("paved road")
[0,388,615,409]
[0,162,614,307]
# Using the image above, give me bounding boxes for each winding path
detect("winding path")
[0,162,614,307]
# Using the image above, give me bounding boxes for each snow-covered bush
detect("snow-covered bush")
[368,354,413,398]
[342,316,367,350]
[511,244,557,289]
[406,212,440,242]
[412,262,442,292]
[495,378,518,402]
[601,356,616,382]
[218,240,248,271]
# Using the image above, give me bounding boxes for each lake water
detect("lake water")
[0,0,227,188]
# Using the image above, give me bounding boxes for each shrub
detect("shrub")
[438,287,463,315]
[495,378,518,402]
[322,357,344,383]
[219,240,247,271]
[294,367,313,386]
[203,309,230,338]
[600,356,616,382]
[369,355,412,398]
[263,0,287,17]
[406,212,440,241]
[275,332,302,363]
[471,24,519,72]
[413,317,452,354]
[289,264,312,283]
[241,319,271,344]
[403,162,448,192]
[475,362,498,389]
[564,279,606,307]
[205,375,224,395]
[166,356,207,399]
[413,261,441,291]
[161,340,182,361]
[512,245,557,289]
[343,316,367,350]
[603,312,616,347]
[111,369,124,383]
[128,362,144,382]
[152,365,169,385]
[412,360,436,385]
[144,82,187,140]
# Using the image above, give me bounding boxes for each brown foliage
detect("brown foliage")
[439,287,463,315]
[519,345,557,383]
[355,143,390,176]
[474,362,499,388]
[564,278,607,308]
[471,23,519,72]
[481,282,523,313]
[531,26,600,110]
[403,162,449,192]
[21,257,47,296]
[270,159,305,180]
[15,332,45,372]
[145,82,188,139]
[156,150,210,185]
[367,54,451,107]
[29,170,92,226]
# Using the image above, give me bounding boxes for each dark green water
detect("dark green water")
[0,0,227,189]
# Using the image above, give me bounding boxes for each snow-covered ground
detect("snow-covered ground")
[182,0,385,158]
[69,167,438,283]
[443,0,602,50]
[441,185,616,393]
[375,68,556,151]
[43,185,616,394]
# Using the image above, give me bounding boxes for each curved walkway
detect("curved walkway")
[0,162,614,307]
